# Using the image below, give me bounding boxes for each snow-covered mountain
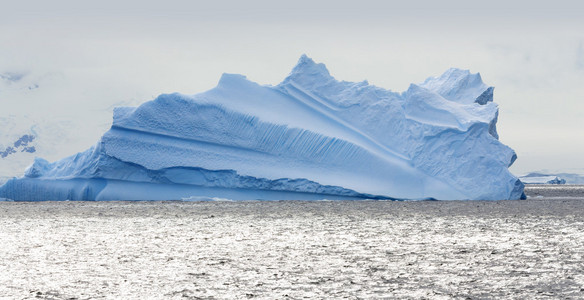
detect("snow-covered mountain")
[0,71,39,91]
[0,55,524,200]
[0,115,39,178]
[0,134,36,158]
[0,69,118,179]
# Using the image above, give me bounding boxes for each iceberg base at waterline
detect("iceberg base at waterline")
[0,55,524,201]
[0,146,391,201]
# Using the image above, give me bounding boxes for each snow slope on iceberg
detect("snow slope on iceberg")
[0,55,524,200]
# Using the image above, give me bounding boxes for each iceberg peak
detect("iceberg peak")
[294,54,329,74]
[218,73,249,86]
[284,54,333,84]
[420,68,492,105]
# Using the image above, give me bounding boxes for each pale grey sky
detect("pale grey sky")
[1,0,583,175]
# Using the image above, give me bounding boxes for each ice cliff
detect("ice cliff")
[0,55,524,200]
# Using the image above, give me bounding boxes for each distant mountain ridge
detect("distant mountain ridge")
[0,134,36,158]
[520,172,584,184]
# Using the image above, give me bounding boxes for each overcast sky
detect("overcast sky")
[1,0,583,175]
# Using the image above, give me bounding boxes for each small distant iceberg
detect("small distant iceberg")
[0,55,524,200]
[547,177,566,185]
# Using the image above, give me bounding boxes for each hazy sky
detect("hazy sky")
[1,0,583,175]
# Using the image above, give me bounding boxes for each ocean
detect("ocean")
[0,185,583,299]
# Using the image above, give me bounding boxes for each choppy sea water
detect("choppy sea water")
[0,185,583,299]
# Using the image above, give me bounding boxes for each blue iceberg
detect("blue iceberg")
[0,55,524,200]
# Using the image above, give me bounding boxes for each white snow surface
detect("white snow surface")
[0,55,524,200]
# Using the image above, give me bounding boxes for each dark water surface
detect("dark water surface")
[0,185,583,299]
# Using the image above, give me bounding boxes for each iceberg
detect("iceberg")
[0,55,524,200]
